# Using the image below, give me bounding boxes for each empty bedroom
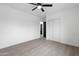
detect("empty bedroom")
[0,3,79,56]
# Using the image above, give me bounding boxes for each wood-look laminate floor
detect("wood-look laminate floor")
[0,38,79,56]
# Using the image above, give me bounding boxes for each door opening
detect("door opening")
[40,24,42,35]
[40,22,43,37]
[43,22,46,38]
[40,21,46,38]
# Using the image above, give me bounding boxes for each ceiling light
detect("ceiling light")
[37,6,42,9]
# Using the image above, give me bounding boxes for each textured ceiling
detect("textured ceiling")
[46,3,79,16]
[1,3,79,20]
[4,3,46,18]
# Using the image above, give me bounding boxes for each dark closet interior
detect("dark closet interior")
[40,22,46,38]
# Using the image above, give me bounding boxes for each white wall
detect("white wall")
[0,4,40,49]
[47,18,64,42]
[46,5,79,47]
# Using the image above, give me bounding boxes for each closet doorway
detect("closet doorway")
[40,21,46,38]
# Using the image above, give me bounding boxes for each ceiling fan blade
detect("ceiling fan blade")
[41,8,44,12]
[29,3,37,5]
[42,4,52,7]
[32,7,37,11]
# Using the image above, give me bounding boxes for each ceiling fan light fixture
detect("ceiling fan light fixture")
[29,3,53,12]
[37,6,42,9]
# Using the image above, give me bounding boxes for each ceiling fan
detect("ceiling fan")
[29,3,53,12]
